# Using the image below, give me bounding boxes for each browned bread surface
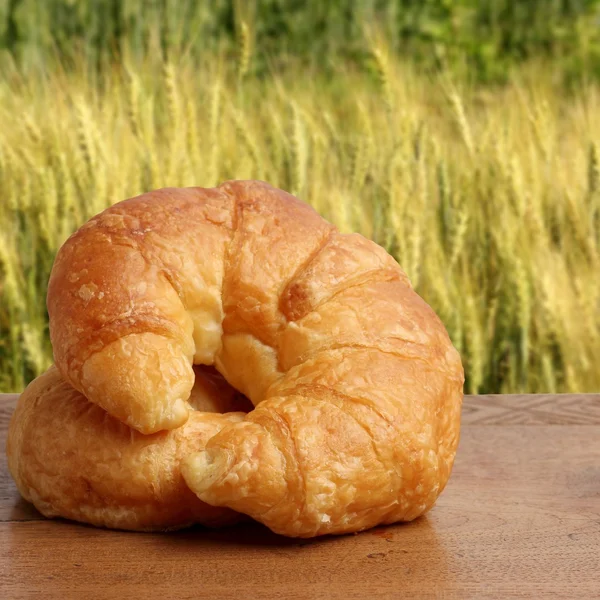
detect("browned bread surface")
[6,366,246,531]
[11,180,463,537]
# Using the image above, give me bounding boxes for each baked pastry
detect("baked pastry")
[6,365,250,531]
[16,180,463,537]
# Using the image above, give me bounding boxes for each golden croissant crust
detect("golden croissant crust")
[6,366,249,531]
[9,180,464,537]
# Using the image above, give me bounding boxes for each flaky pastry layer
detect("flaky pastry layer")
[18,180,465,537]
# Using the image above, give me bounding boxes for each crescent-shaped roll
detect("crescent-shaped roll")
[6,366,249,531]
[45,180,464,537]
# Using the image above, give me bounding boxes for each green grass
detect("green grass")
[3,0,600,84]
[0,46,599,394]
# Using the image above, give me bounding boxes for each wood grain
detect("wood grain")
[463,393,600,425]
[1,393,599,599]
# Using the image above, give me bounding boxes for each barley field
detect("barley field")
[0,43,599,394]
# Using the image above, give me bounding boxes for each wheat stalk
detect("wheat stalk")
[449,88,475,158]
[291,102,307,196]
[237,21,252,81]
[370,38,394,114]
[1,52,600,393]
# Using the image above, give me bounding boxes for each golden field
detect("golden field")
[0,50,598,394]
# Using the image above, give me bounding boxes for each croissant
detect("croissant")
[6,365,250,530]
[12,180,463,537]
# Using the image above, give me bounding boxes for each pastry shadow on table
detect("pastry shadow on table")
[8,491,438,550]
[164,520,419,549]
[122,515,453,583]
[155,515,441,552]
[168,517,447,553]
[6,495,45,521]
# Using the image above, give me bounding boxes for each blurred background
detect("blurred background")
[0,0,599,394]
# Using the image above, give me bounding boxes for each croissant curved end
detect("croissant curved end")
[35,181,463,537]
[181,449,233,495]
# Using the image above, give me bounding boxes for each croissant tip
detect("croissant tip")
[182,447,231,496]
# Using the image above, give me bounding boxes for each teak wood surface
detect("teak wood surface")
[1,393,599,599]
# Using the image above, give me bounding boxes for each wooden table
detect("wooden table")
[1,393,599,599]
